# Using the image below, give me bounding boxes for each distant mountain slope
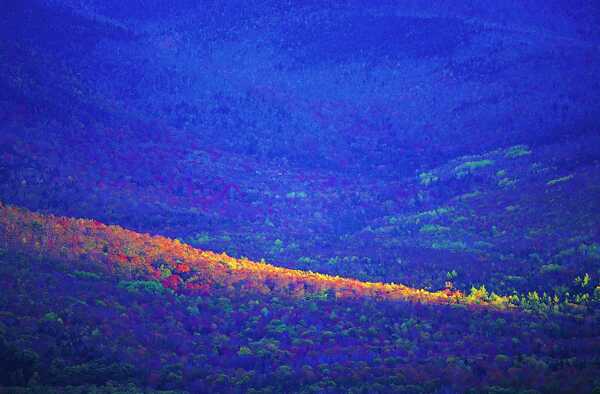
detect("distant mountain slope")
[3,0,600,174]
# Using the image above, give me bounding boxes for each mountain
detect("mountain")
[1,203,599,393]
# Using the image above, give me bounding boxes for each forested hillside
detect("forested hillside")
[2,0,600,392]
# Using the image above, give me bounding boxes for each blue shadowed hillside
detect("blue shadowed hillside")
[1,1,600,393]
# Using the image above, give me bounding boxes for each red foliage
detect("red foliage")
[161,274,182,290]
[149,269,162,280]
[0,203,491,307]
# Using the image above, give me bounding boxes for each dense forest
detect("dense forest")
[2,0,600,392]
[1,203,599,393]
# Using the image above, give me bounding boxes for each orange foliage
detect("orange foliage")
[0,202,473,306]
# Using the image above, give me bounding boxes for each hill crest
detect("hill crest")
[0,202,482,306]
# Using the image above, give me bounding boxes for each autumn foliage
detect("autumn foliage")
[0,202,471,305]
